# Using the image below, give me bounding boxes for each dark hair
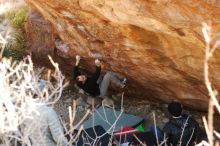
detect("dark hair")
[76,75,85,86]
[168,101,182,117]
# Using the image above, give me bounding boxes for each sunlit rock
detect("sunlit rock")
[25,0,220,111]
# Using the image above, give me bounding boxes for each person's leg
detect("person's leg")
[96,75,103,85]
[149,125,163,142]
[99,72,124,97]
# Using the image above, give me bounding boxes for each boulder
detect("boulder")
[25,0,220,111]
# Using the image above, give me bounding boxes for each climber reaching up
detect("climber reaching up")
[73,55,127,98]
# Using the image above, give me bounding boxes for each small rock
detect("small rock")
[145,105,150,109]
[162,118,169,123]
[112,94,121,102]
[77,106,84,112]
[76,97,88,107]
[64,97,72,103]
[86,96,101,106]
[102,97,114,108]
[156,110,161,113]
[86,97,94,105]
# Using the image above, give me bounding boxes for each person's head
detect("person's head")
[168,101,182,117]
[76,75,87,84]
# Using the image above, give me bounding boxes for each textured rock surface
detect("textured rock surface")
[25,0,220,111]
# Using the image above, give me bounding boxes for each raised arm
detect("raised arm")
[91,59,101,82]
[73,55,81,78]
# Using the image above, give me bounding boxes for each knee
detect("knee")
[105,72,112,77]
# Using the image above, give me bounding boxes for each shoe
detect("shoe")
[121,77,127,84]
[120,78,127,88]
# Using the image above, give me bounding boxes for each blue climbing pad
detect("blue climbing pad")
[78,107,144,133]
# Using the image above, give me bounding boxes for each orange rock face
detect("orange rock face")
[25,0,220,111]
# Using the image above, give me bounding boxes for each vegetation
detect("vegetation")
[5,6,28,28]
[2,6,29,60]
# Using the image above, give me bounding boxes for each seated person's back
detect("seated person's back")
[21,104,68,146]
[163,102,201,146]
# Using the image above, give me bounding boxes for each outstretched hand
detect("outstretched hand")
[95,59,101,66]
[76,55,80,61]
[75,55,80,66]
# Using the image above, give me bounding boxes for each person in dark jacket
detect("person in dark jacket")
[163,101,201,146]
[73,55,126,97]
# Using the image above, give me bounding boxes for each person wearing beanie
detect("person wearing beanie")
[168,101,182,117]
[163,101,202,146]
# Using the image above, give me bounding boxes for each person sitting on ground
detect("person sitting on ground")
[20,81,68,146]
[163,101,202,146]
[73,55,126,97]
[21,104,68,146]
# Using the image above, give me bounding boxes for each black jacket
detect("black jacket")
[73,65,101,97]
[163,115,201,146]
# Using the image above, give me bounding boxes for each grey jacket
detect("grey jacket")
[21,105,68,146]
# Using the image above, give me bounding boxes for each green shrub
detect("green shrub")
[11,32,27,60]
[4,6,29,28]
[11,6,29,28]
[2,47,11,58]
[2,6,29,60]
[4,10,15,20]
